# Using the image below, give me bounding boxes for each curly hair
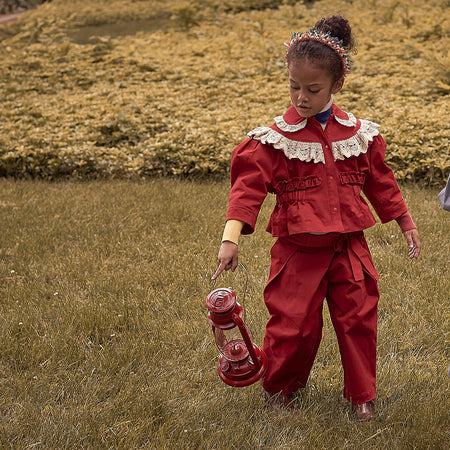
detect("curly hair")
[286,15,355,81]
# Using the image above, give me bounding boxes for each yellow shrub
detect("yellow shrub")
[0,0,448,182]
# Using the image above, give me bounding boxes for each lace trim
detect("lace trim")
[248,119,379,164]
[274,115,308,132]
[332,120,380,161]
[248,127,325,164]
[334,112,357,127]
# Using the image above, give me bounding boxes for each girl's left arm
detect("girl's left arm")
[363,135,421,259]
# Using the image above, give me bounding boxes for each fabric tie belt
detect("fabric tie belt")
[281,232,378,282]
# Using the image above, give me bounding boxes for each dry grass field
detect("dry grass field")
[0,179,448,448]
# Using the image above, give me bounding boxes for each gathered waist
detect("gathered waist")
[281,231,364,251]
[276,231,377,282]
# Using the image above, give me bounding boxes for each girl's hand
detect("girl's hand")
[211,241,239,280]
[404,228,421,259]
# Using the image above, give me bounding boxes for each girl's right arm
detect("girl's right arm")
[212,138,273,280]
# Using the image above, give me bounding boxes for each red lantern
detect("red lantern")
[206,286,267,387]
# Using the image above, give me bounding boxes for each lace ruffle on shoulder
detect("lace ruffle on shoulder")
[274,115,308,132]
[332,120,380,161]
[248,127,325,164]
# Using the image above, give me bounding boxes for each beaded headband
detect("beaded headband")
[285,28,352,77]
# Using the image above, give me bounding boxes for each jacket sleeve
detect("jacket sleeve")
[438,175,450,212]
[226,138,274,234]
[362,134,408,223]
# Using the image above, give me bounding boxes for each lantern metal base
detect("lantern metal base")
[217,344,267,387]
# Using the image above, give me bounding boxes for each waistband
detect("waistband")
[278,231,377,281]
[281,232,363,251]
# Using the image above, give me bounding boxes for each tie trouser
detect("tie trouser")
[262,232,379,404]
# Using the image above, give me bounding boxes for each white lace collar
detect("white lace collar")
[248,126,325,163]
[335,112,358,127]
[274,109,358,132]
[332,120,379,161]
[274,115,307,132]
[248,116,380,164]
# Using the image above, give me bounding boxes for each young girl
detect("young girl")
[212,15,421,420]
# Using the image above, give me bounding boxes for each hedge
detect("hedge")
[0,0,448,183]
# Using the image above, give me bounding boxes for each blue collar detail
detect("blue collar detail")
[314,107,332,123]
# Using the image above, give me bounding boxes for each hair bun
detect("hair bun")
[314,15,354,50]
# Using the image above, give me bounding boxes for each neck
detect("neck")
[320,97,333,113]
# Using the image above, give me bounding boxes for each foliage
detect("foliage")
[0,0,448,183]
[0,0,47,15]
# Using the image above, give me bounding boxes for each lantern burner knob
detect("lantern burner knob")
[231,344,241,355]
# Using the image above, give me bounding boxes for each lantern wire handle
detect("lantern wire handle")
[238,262,248,322]
[210,262,248,322]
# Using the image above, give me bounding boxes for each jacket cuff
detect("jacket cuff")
[395,211,416,233]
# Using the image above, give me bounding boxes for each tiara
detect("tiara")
[285,28,353,77]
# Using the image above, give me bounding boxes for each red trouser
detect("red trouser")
[261,232,379,404]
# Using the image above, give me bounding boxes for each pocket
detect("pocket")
[266,239,299,288]
[275,175,322,205]
[338,171,366,185]
[338,171,366,199]
[350,233,379,281]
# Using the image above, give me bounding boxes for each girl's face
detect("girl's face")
[288,58,344,119]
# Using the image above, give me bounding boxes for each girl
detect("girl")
[212,15,421,420]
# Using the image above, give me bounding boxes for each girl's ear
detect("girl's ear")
[332,77,344,94]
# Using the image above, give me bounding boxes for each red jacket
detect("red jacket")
[226,104,408,236]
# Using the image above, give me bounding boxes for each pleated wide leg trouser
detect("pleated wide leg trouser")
[261,233,379,404]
